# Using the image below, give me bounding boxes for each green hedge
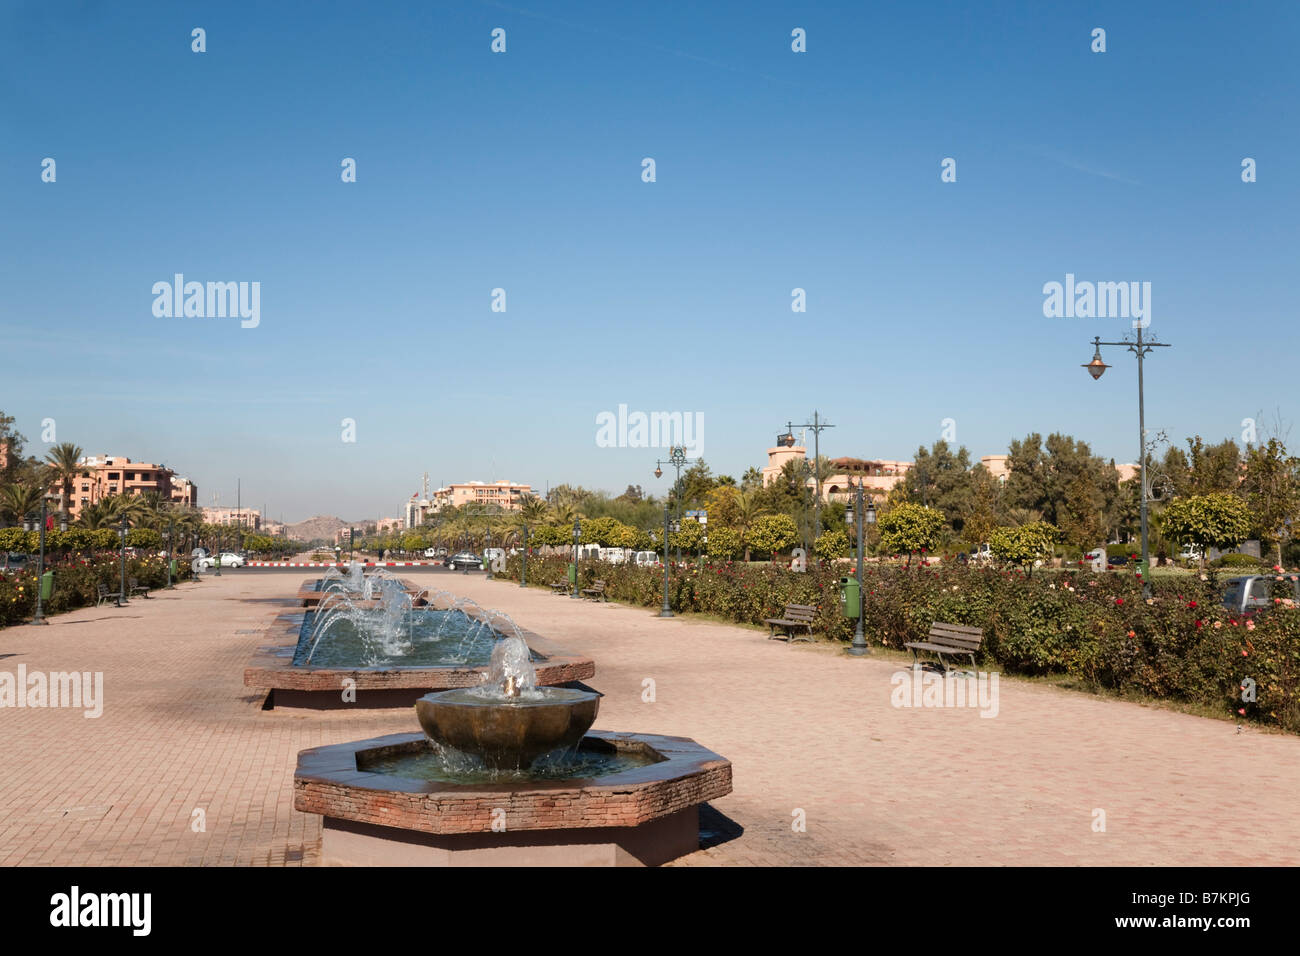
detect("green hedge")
[502,553,1300,732]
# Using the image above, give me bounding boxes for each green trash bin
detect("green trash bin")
[39,570,54,601]
[839,575,860,618]
[169,558,178,577]
[567,562,577,585]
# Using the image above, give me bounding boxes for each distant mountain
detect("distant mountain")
[285,515,374,544]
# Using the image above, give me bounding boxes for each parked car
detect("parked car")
[197,552,245,569]
[1221,574,1300,616]
[1178,545,1204,561]
[3,553,31,571]
[968,543,993,563]
[633,551,659,567]
[599,547,630,564]
[423,548,439,558]
[445,551,483,571]
[1107,554,1129,569]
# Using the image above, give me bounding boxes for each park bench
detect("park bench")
[581,580,608,602]
[764,603,817,642]
[128,576,151,599]
[549,581,570,594]
[904,622,984,673]
[96,583,125,607]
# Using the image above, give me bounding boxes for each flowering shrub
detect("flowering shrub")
[0,554,193,627]
[502,554,1299,732]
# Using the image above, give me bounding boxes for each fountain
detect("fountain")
[294,631,733,866]
[246,576,594,709]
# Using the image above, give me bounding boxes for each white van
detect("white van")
[599,547,630,564]
[634,551,659,567]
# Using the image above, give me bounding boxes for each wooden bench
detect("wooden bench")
[128,576,151,599]
[764,603,816,642]
[96,583,125,607]
[549,581,570,594]
[904,622,984,672]
[581,580,608,602]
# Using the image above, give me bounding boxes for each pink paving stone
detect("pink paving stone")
[0,568,1297,865]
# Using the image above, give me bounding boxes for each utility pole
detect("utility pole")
[783,412,835,542]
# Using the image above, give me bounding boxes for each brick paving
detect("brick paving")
[1,568,1297,866]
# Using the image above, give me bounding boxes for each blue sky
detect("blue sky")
[1,0,1296,522]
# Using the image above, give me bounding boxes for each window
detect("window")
[108,473,120,480]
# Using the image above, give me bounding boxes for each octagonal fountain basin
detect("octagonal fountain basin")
[293,730,733,867]
[415,687,600,770]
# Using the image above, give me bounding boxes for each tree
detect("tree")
[877,503,945,565]
[669,517,707,554]
[1058,472,1106,553]
[748,514,799,558]
[1161,493,1254,572]
[989,522,1060,574]
[43,442,83,527]
[1003,433,1121,534]
[0,410,27,485]
[898,441,975,539]
[705,526,742,560]
[1240,439,1300,566]
[814,527,850,560]
[733,490,770,562]
[0,482,43,526]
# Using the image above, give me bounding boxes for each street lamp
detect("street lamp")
[843,479,876,655]
[657,505,674,618]
[1083,329,1172,597]
[520,525,529,589]
[30,497,52,625]
[570,518,582,599]
[164,518,176,589]
[781,412,835,542]
[119,513,130,598]
[655,447,695,565]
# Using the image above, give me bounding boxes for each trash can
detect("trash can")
[39,570,54,601]
[169,558,178,577]
[567,562,577,585]
[839,576,860,618]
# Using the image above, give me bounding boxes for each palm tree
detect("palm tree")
[43,442,83,528]
[0,482,44,526]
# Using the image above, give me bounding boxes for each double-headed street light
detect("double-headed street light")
[843,478,877,655]
[1083,327,1172,598]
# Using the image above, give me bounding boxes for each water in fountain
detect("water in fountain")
[297,582,520,669]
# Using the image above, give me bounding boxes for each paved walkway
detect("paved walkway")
[1,569,1296,865]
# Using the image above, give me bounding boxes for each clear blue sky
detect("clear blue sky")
[2,1,1296,522]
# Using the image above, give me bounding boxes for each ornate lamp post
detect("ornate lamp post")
[30,497,51,625]
[570,518,582,599]
[119,513,130,598]
[780,412,835,541]
[1083,329,1172,597]
[164,518,176,589]
[520,525,529,588]
[655,447,695,565]
[657,506,674,618]
[843,479,877,655]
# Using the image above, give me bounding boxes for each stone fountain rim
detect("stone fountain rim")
[293,729,734,833]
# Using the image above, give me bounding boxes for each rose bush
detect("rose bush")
[502,554,1298,732]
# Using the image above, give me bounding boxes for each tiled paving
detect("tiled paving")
[1,569,1296,865]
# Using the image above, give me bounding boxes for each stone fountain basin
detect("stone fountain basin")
[415,687,600,769]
